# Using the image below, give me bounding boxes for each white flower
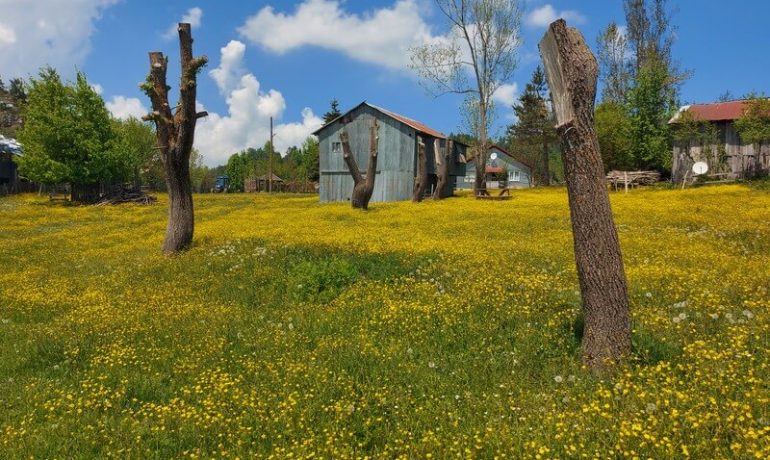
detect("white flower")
[709,313,719,320]
[646,403,657,413]
[645,292,653,298]
[554,375,564,383]
[742,310,754,319]
[678,312,687,320]
[428,361,436,369]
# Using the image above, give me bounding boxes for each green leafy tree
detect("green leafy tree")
[110,117,158,187]
[735,96,770,176]
[595,101,633,171]
[626,56,677,170]
[301,136,319,182]
[17,68,117,199]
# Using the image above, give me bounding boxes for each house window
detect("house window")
[508,170,520,182]
[332,142,341,153]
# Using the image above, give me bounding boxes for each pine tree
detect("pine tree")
[506,67,556,185]
[323,99,342,124]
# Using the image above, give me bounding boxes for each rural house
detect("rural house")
[669,100,770,182]
[313,102,468,203]
[458,144,532,189]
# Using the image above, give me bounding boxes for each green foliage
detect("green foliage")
[505,66,559,185]
[626,57,677,170]
[596,101,634,171]
[289,257,358,303]
[16,68,119,185]
[735,96,770,148]
[109,117,159,186]
[322,99,342,124]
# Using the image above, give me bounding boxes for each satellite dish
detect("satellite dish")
[490,152,498,160]
[692,161,709,175]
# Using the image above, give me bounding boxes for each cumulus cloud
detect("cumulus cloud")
[238,0,440,70]
[525,4,586,28]
[194,41,323,166]
[0,0,119,79]
[163,7,203,40]
[106,96,148,120]
[492,82,519,107]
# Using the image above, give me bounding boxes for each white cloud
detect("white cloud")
[163,7,203,40]
[0,0,119,79]
[526,4,586,28]
[91,83,104,95]
[238,0,439,70]
[492,82,519,107]
[195,41,323,166]
[106,96,148,120]
[0,22,17,44]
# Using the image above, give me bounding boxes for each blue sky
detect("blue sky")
[1,0,768,165]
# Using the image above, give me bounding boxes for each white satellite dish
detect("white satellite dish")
[490,152,498,160]
[692,161,709,175]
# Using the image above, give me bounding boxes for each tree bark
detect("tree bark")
[413,137,428,202]
[542,134,551,186]
[143,23,207,254]
[340,119,379,209]
[539,19,631,373]
[433,139,452,200]
[474,107,489,192]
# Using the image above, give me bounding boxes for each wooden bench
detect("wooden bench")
[475,187,512,200]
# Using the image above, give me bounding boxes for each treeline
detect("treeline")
[223,138,319,192]
[500,0,687,183]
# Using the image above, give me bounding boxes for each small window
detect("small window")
[509,170,521,182]
[332,142,342,153]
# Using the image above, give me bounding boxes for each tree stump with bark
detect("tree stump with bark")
[413,137,428,202]
[433,139,452,200]
[142,23,208,254]
[539,19,631,372]
[340,119,379,209]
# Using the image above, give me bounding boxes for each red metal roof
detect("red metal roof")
[669,100,748,123]
[369,104,447,139]
[485,166,504,174]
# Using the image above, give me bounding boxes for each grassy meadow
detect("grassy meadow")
[0,185,768,459]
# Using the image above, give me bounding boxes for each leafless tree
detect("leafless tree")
[410,0,522,192]
[339,119,379,209]
[141,23,208,254]
[540,19,631,373]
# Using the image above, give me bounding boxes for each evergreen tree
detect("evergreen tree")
[322,99,342,124]
[506,66,556,185]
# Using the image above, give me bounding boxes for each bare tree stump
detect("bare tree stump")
[413,137,428,202]
[539,19,631,372]
[142,23,208,254]
[433,139,452,200]
[340,119,379,209]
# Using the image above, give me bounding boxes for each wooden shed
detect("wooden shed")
[669,100,770,182]
[313,102,468,203]
[458,144,533,189]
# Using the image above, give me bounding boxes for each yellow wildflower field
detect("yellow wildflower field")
[0,185,768,459]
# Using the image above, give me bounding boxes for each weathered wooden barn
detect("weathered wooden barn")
[669,100,770,182]
[458,144,533,189]
[313,102,468,203]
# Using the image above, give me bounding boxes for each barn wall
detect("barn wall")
[318,105,416,202]
[672,120,770,182]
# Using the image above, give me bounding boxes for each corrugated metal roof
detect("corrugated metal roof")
[669,100,748,124]
[367,104,447,139]
[313,101,450,140]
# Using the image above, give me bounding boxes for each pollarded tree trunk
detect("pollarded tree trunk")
[142,23,208,254]
[340,119,379,209]
[542,135,551,186]
[539,19,631,373]
[413,137,428,202]
[433,139,453,200]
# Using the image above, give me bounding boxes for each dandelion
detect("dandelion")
[554,375,563,383]
[428,361,436,369]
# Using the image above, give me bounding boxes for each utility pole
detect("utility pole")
[269,116,274,193]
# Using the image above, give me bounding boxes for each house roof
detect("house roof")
[0,135,22,156]
[668,100,749,124]
[489,144,533,170]
[313,101,452,141]
[256,173,284,182]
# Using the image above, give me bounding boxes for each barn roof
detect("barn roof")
[489,144,533,170]
[668,100,749,124]
[313,101,451,140]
